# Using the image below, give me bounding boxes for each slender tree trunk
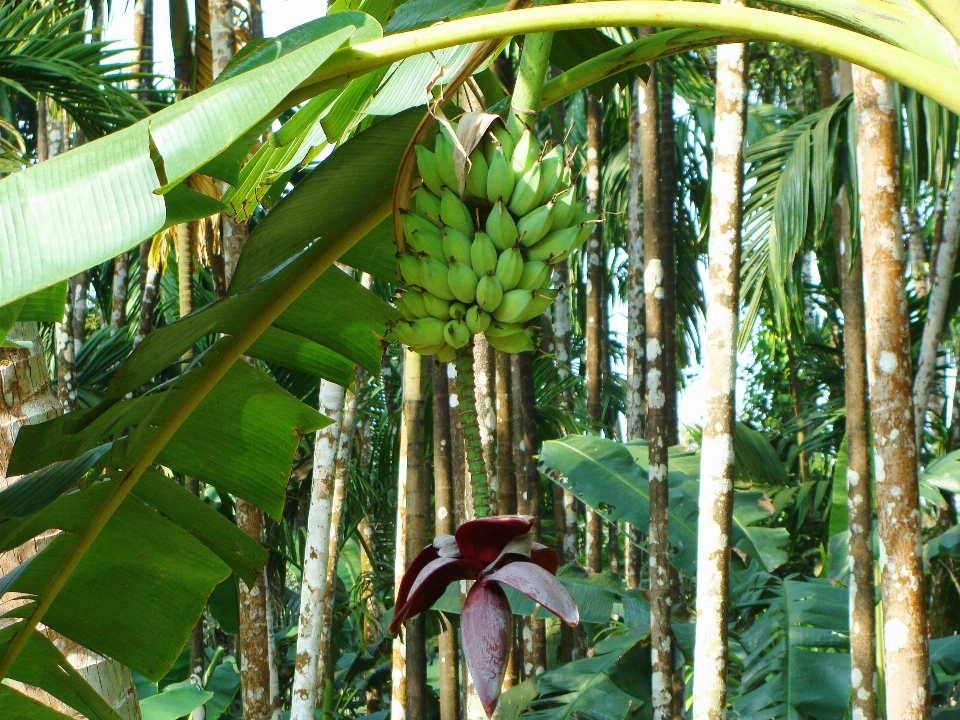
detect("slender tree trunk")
[691,18,747,719]
[913,159,960,451]
[641,43,674,720]
[57,276,78,411]
[624,71,646,591]
[584,93,605,575]
[853,65,930,720]
[110,254,129,332]
[660,64,678,446]
[495,351,515,517]
[403,352,428,720]
[513,353,547,679]
[433,361,460,720]
[291,380,345,720]
[474,336,498,497]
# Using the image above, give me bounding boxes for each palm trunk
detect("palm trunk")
[660,64,678,447]
[135,241,159,348]
[110,254,129,331]
[495,351,516,517]
[291,379,345,720]
[691,16,747,718]
[640,41,674,719]
[513,352,547,679]
[402,351,428,720]
[905,208,930,296]
[584,93,605,575]
[913,159,960,451]
[57,276,78,411]
[474,336,497,495]
[433,361,461,720]
[551,261,579,564]
[853,65,930,720]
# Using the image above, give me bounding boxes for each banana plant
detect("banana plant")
[5,0,960,707]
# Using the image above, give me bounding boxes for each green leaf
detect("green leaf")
[0,444,112,520]
[0,685,76,720]
[229,108,423,292]
[384,0,484,32]
[364,44,478,116]
[17,281,69,322]
[921,449,960,495]
[140,683,214,720]
[2,484,231,681]
[735,422,790,486]
[0,20,359,308]
[208,577,240,635]
[162,183,228,228]
[0,624,126,720]
[830,436,849,537]
[203,655,242,720]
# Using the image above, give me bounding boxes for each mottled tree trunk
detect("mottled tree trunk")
[291,380,345,720]
[905,208,930,297]
[584,93,605,575]
[110,254,129,332]
[624,71,646,591]
[913,159,960,451]
[495,351,515,517]
[691,18,747,719]
[822,59,880,720]
[641,44,674,720]
[659,64,678,446]
[853,65,929,720]
[433,362,460,720]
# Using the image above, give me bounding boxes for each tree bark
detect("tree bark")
[691,17,747,719]
[513,352,547,679]
[905,208,930,297]
[853,65,930,720]
[584,93,605,575]
[291,379,345,720]
[433,361,460,720]
[402,351,428,720]
[913,159,960,451]
[660,64,678,446]
[641,41,674,719]
[110,254,129,332]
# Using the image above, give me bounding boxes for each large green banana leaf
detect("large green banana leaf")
[539,430,791,574]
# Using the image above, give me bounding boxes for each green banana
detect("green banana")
[440,188,475,239]
[397,253,423,287]
[485,321,524,337]
[485,200,520,251]
[442,226,473,266]
[526,226,580,263]
[422,291,452,320]
[437,344,457,363]
[447,260,479,304]
[495,245,524,291]
[550,187,577,230]
[516,288,558,323]
[470,232,498,277]
[393,293,418,320]
[388,320,423,346]
[511,129,540,176]
[476,274,504,312]
[413,316,447,346]
[518,260,551,291]
[508,161,542,217]
[444,319,471,349]
[412,187,442,226]
[465,149,489,199]
[403,291,430,318]
[517,202,554,247]
[434,129,459,189]
[415,145,444,196]
[465,305,491,334]
[410,342,446,356]
[409,229,445,261]
[492,288,534,323]
[491,125,515,162]
[537,145,565,203]
[449,302,467,320]
[403,212,442,249]
[484,328,535,353]
[420,256,456,300]
[485,144,515,203]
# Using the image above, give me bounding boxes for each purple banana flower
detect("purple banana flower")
[389,515,579,716]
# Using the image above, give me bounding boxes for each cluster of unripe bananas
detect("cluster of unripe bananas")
[389,119,595,361]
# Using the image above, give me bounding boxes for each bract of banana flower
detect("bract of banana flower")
[389,515,579,716]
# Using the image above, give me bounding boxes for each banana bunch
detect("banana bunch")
[389,119,596,361]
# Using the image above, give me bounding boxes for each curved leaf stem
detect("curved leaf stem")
[282,2,960,116]
[0,197,393,682]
